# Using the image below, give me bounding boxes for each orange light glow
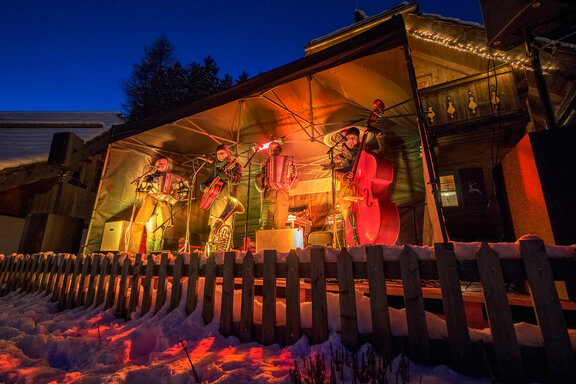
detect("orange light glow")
[63,371,82,383]
[218,346,237,358]
[190,337,215,358]
[257,140,279,151]
[0,353,20,370]
[249,347,263,362]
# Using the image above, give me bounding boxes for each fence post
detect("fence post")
[262,250,277,345]
[140,254,155,317]
[84,254,101,307]
[521,238,576,383]
[19,255,32,292]
[366,245,393,357]
[220,251,236,337]
[476,242,525,383]
[310,247,328,345]
[58,255,74,309]
[116,256,132,319]
[202,253,217,324]
[32,254,45,293]
[185,252,200,315]
[0,256,8,293]
[128,255,143,319]
[39,254,52,294]
[76,254,91,307]
[25,254,40,293]
[285,250,300,346]
[399,245,431,365]
[337,248,358,350]
[1,255,16,295]
[154,253,169,314]
[104,254,121,310]
[170,253,184,312]
[66,254,84,309]
[95,256,110,307]
[52,254,67,303]
[435,242,473,373]
[239,251,255,343]
[15,255,28,293]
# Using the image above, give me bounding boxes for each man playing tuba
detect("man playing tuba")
[200,144,243,252]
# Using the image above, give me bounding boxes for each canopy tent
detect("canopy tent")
[84,15,443,254]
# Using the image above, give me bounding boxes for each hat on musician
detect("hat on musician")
[216,144,230,155]
[343,127,360,138]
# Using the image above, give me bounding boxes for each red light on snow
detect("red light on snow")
[190,337,215,357]
[249,347,263,362]
[218,346,237,358]
[0,354,20,370]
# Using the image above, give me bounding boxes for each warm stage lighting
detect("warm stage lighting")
[257,138,283,152]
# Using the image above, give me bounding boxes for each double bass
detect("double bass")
[341,99,400,246]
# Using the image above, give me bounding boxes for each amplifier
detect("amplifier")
[255,228,304,253]
[100,220,143,253]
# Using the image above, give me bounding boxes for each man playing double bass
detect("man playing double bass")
[334,127,361,245]
[200,144,243,228]
[334,116,399,247]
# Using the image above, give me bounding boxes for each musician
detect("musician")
[334,127,360,183]
[200,144,243,227]
[334,127,361,245]
[135,157,185,254]
[255,141,298,230]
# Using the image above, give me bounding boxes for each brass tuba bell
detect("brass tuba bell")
[205,196,245,254]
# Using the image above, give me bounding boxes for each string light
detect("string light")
[408,29,555,72]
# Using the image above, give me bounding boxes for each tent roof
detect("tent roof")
[110,15,409,143]
[108,15,424,178]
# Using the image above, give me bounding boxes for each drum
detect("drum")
[262,155,296,190]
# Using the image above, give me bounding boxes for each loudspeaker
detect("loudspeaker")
[19,213,84,253]
[256,228,304,253]
[497,127,576,245]
[100,220,144,253]
[48,132,84,171]
[480,0,574,50]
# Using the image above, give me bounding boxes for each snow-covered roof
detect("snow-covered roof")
[0,111,124,169]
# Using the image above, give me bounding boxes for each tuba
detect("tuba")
[205,196,245,254]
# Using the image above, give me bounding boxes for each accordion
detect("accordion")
[262,155,296,190]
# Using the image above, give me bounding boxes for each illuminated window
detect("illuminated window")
[440,175,458,207]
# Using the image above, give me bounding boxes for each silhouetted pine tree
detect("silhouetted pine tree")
[123,35,177,121]
[123,37,249,122]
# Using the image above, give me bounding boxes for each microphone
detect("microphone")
[199,155,213,163]
[339,133,347,142]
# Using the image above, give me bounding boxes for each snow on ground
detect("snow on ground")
[0,288,496,384]
[4,238,569,382]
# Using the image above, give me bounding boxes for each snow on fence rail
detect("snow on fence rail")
[1,239,576,383]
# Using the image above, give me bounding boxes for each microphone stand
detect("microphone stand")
[326,135,347,248]
[242,147,260,251]
[125,165,156,253]
[180,159,209,254]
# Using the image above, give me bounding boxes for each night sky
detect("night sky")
[0,0,483,112]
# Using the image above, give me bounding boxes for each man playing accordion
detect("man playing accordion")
[135,157,186,254]
[255,141,298,230]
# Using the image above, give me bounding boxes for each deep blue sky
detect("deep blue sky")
[0,1,483,113]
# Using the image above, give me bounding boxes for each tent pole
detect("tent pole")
[242,149,259,250]
[402,44,449,243]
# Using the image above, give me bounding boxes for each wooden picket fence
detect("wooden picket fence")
[1,238,576,383]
